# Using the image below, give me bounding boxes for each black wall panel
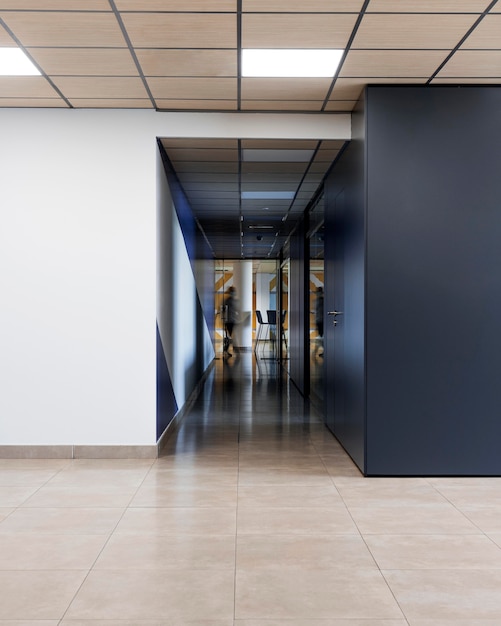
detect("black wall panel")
[289,217,308,395]
[365,86,501,475]
[324,95,367,471]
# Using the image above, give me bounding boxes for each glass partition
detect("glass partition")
[308,194,325,410]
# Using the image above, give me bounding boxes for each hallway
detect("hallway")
[2,354,501,622]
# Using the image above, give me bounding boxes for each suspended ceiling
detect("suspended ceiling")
[1,0,500,258]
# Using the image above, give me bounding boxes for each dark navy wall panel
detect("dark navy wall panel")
[324,95,367,472]
[289,217,307,395]
[365,86,501,475]
[156,324,177,439]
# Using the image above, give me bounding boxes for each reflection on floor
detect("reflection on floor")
[2,352,501,623]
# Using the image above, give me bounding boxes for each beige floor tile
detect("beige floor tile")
[349,503,481,534]
[0,484,54,507]
[21,484,138,508]
[430,485,501,507]
[61,621,233,626]
[0,508,13,522]
[336,482,449,507]
[116,506,237,535]
[130,483,238,507]
[0,507,124,534]
[383,569,501,620]
[0,570,87,620]
[365,534,501,569]
[237,534,376,570]
[238,466,333,486]
[65,570,234,620]
[238,484,343,507]
[145,467,238,484]
[461,506,501,533]
[95,533,236,570]
[237,506,358,535]
[409,618,499,626]
[0,619,59,626]
[0,533,108,569]
[0,469,62,486]
[47,467,151,488]
[235,569,404,619]
[235,621,408,626]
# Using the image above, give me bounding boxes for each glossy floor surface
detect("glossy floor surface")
[2,353,501,624]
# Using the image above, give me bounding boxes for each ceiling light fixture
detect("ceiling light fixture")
[242,191,295,200]
[242,49,343,78]
[0,48,40,76]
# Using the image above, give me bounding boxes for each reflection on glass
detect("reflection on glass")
[309,194,324,410]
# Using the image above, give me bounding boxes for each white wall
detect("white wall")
[0,108,348,447]
[0,109,158,445]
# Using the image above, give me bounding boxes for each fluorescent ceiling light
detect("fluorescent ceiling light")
[0,48,40,76]
[242,49,343,78]
[242,191,295,200]
[243,149,315,163]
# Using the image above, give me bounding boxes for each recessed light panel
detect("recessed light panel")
[0,48,40,76]
[242,49,343,78]
[242,191,295,200]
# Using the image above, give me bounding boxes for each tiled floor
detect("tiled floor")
[2,353,501,624]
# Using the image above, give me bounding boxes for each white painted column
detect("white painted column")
[232,261,253,349]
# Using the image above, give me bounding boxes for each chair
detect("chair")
[254,310,268,354]
[266,310,277,356]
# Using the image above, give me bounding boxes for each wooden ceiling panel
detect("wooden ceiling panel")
[0,12,125,47]
[156,99,237,110]
[136,50,237,77]
[0,76,60,97]
[242,0,365,11]
[432,77,501,84]
[148,77,237,100]
[241,78,331,100]
[340,50,448,77]
[0,0,109,7]
[242,140,318,149]
[52,76,148,98]
[241,100,323,111]
[162,139,238,149]
[328,78,366,100]
[242,162,306,173]
[438,50,501,77]
[69,98,152,108]
[173,161,239,173]
[28,48,138,76]
[462,15,501,49]
[324,101,357,111]
[242,13,358,49]
[167,148,238,162]
[0,97,68,107]
[122,13,236,48]
[353,13,478,49]
[367,0,491,11]
[115,0,236,10]
[0,25,14,45]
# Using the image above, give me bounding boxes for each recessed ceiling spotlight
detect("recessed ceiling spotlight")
[242,49,343,78]
[0,48,40,75]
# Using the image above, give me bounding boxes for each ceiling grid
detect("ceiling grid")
[1,0,500,257]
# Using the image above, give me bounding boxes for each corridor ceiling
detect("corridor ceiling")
[2,0,500,257]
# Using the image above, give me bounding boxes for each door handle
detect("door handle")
[327,311,343,316]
